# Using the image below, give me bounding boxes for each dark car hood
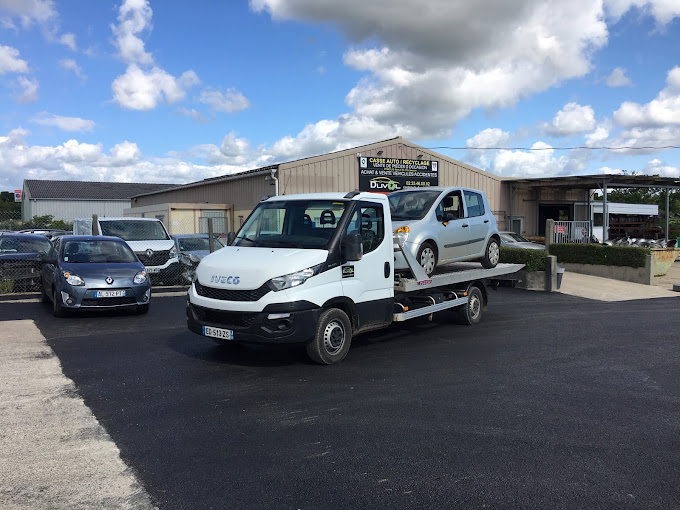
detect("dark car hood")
[0,252,43,261]
[59,261,143,277]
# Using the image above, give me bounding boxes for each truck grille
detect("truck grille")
[192,305,257,328]
[136,249,170,266]
[194,280,270,302]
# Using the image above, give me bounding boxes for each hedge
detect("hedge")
[548,243,650,268]
[499,247,546,272]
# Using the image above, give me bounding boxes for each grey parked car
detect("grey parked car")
[172,234,226,284]
[499,231,545,250]
[389,187,501,275]
[40,235,151,316]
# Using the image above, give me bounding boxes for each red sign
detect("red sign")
[554,225,565,234]
[14,189,22,202]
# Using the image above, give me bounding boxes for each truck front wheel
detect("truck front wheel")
[306,308,352,365]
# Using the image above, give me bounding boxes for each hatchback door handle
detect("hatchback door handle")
[484,219,489,223]
[462,224,469,228]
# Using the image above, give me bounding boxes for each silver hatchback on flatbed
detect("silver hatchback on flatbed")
[389,187,501,275]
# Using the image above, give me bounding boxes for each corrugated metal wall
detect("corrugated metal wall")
[29,200,131,222]
[133,172,270,209]
[279,138,504,213]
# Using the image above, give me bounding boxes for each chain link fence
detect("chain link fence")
[0,211,229,295]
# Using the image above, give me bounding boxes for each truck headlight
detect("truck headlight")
[267,264,323,291]
[169,246,177,259]
[134,271,147,284]
[63,271,85,286]
[394,226,410,245]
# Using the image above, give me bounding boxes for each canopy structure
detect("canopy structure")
[505,175,680,242]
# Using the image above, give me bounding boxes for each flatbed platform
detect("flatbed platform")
[394,262,525,292]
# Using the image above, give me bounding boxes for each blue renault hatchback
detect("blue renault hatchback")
[41,235,151,317]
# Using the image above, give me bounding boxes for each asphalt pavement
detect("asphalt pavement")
[2,287,680,509]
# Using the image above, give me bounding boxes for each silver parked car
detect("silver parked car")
[499,231,545,250]
[389,187,501,275]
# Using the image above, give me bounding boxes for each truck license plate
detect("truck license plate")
[95,290,126,298]
[203,325,233,340]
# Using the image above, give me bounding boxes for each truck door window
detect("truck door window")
[463,190,485,217]
[346,203,384,254]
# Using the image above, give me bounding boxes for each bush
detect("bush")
[499,247,546,272]
[548,243,650,268]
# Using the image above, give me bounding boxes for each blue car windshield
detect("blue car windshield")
[62,240,138,263]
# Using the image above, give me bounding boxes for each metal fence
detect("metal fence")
[0,212,228,295]
[552,221,592,244]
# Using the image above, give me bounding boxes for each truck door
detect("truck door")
[341,201,393,329]
[435,190,470,262]
[462,190,490,256]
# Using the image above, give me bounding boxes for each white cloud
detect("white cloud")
[176,107,211,124]
[111,0,154,65]
[606,67,632,87]
[59,58,85,81]
[110,0,200,111]
[30,112,95,132]
[252,0,609,140]
[604,0,680,25]
[0,128,245,190]
[198,88,251,114]
[0,45,28,74]
[489,142,577,177]
[642,158,680,177]
[0,0,57,29]
[613,67,680,127]
[585,122,611,146]
[15,76,38,103]
[543,103,596,136]
[464,128,511,168]
[112,64,199,110]
[0,0,76,49]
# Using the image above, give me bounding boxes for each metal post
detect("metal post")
[92,214,99,235]
[602,182,608,242]
[587,189,591,241]
[509,185,514,233]
[666,187,670,242]
[208,217,215,253]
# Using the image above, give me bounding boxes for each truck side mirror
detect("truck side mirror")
[226,232,236,246]
[341,233,362,262]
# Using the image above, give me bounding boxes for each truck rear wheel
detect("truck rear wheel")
[454,286,483,325]
[306,308,352,365]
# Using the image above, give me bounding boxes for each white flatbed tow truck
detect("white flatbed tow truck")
[187,191,523,364]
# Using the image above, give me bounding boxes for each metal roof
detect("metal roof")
[505,174,680,190]
[23,179,177,200]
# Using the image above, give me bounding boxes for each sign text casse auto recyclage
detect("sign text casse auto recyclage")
[358,156,438,192]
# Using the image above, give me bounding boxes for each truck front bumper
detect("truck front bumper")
[186,300,321,345]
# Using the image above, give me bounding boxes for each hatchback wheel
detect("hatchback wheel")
[417,242,437,276]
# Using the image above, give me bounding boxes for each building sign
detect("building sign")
[358,156,438,192]
[14,189,22,202]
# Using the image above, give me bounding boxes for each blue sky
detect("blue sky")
[0,0,679,192]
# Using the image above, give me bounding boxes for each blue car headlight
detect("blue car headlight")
[134,270,148,284]
[63,271,84,286]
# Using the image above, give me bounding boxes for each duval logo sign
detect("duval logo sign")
[369,177,401,191]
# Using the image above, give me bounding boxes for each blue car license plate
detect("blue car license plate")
[95,290,126,298]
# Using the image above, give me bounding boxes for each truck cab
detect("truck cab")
[187,192,395,363]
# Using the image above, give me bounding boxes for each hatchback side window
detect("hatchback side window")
[436,191,463,221]
[463,191,485,217]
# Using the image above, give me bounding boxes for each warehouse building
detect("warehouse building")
[21,179,176,223]
[129,137,680,240]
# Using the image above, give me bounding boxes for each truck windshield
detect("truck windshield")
[388,190,441,221]
[234,199,349,249]
[99,220,170,241]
